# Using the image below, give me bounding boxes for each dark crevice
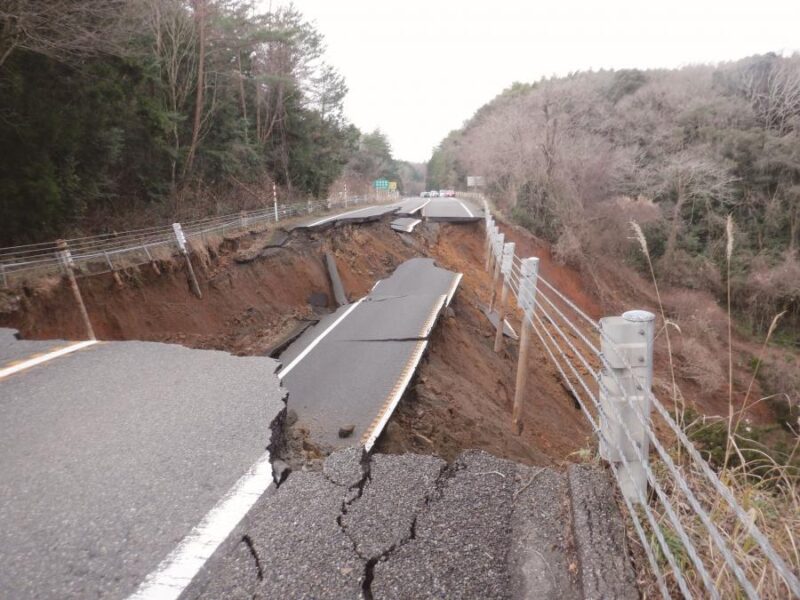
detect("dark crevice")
[362,557,378,600]
[354,458,457,598]
[241,534,264,581]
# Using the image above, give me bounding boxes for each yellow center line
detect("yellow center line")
[0,340,99,380]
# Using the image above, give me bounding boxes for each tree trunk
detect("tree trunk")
[184,0,206,177]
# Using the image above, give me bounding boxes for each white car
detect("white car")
[429,190,439,197]
[420,191,429,197]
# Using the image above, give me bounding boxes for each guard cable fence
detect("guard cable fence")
[482,200,800,599]
[0,193,396,286]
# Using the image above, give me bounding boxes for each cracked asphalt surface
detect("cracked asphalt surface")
[197,449,638,599]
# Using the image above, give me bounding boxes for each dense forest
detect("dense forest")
[428,54,800,338]
[0,0,408,245]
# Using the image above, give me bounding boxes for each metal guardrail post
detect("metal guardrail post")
[239,211,248,231]
[488,232,504,311]
[103,250,123,286]
[599,309,655,503]
[512,257,539,433]
[172,223,202,299]
[272,183,279,222]
[56,240,96,340]
[484,216,494,271]
[142,245,160,275]
[494,242,515,353]
[0,263,7,288]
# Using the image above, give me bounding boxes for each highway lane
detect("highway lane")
[0,328,74,368]
[279,258,461,451]
[423,196,484,221]
[0,333,285,600]
[291,195,482,230]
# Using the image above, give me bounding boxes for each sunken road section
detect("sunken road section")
[278,258,462,453]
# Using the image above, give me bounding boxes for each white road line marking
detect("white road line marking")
[0,340,98,380]
[128,450,274,600]
[363,340,428,452]
[277,298,365,379]
[407,199,430,215]
[456,200,475,218]
[305,206,376,228]
[445,273,463,307]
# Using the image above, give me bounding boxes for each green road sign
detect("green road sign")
[374,179,389,190]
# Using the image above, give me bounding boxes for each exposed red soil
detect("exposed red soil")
[1,215,772,465]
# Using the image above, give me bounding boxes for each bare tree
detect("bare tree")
[0,0,134,67]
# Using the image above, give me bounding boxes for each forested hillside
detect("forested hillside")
[429,54,800,338]
[0,1,401,245]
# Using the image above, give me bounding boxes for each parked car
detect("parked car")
[429,190,439,197]
[420,191,429,197]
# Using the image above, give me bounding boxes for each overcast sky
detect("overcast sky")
[285,0,800,163]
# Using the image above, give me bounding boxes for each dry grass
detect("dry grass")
[622,220,800,599]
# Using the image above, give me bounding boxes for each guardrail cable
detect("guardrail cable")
[486,214,799,598]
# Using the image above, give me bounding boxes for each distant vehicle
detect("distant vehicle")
[420,191,429,197]
[429,190,439,197]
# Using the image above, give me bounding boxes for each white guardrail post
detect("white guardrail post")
[56,240,96,340]
[172,223,202,299]
[493,242,515,353]
[272,183,279,222]
[512,257,539,434]
[484,214,493,271]
[488,231,504,311]
[599,309,655,503]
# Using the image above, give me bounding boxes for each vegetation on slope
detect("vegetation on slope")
[0,1,407,245]
[427,54,800,341]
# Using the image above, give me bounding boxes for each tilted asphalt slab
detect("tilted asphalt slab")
[389,216,422,233]
[0,331,285,600]
[289,196,483,231]
[195,448,638,599]
[278,258,461,452]
[291,204,400,230]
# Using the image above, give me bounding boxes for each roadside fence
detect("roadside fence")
[0,191,397,340]
[0,193,397,288]
[482,200,800,599]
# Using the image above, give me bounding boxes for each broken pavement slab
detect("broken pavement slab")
[278,258,463,453]
[568,465,639,600]
[390,217,422,233]
[482,304,520,340]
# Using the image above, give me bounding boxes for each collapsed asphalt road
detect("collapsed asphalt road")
[278,258,462,453]
[291,195,483,230]
[0,331,285,600]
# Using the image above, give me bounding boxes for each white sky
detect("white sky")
[283,0,800,163]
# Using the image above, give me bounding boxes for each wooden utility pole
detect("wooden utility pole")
[172,223,202,298]
[512,257,539,434]
[56,240,96,340]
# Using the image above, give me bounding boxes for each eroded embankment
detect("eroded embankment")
[0,219,596,465]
